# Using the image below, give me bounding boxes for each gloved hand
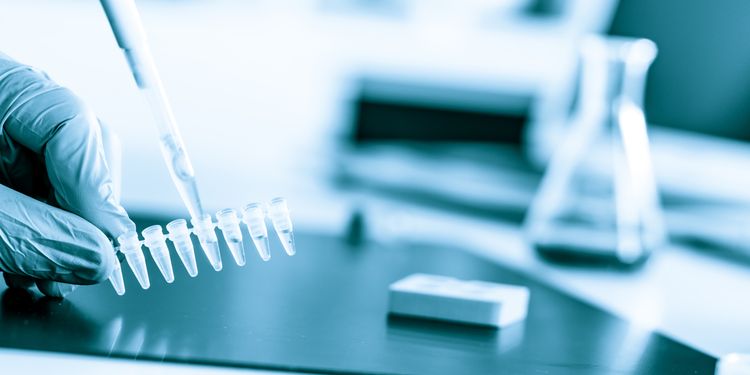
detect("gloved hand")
[0,52,135,298]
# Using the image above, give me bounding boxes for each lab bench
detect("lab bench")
[0,217,715,374]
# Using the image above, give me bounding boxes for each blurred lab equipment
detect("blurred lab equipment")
[524,35,665,265]
[99,0,205,221]
[389,273,529,328]
[108,198,296,295]
[717,353,750,375]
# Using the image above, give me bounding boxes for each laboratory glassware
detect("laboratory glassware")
[524,35,665,265]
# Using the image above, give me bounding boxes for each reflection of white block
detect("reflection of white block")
[388,274,530,328]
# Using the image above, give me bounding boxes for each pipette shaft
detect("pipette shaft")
[100,0,205,219]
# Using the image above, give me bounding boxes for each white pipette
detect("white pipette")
[100,0,205,220]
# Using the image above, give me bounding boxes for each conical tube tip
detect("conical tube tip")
[125,252,150,290]
[200,240,223,271]
[175,245,199,277]
[278,230,296,256]
[108,260,126,296]
[226,239,246,267]
[252,236,271,261]
[153,253,175,283]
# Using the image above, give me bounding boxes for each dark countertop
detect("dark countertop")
[0,217,716,374]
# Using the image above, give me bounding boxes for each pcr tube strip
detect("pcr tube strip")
[108,198,295,295]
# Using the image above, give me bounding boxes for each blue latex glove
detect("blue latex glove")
[0,52,135,297]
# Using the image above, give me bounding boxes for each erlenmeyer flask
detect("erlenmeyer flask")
[524,35,665,265]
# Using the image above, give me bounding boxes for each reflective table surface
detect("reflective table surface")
[0,217,716,374]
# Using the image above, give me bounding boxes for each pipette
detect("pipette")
[100,0,205,220]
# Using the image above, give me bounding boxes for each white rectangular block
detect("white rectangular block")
[388,273,530,328]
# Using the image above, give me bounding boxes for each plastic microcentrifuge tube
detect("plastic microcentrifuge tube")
[142,225,175,283]
[117,231,150,289]
[242,203,271,261]
[216,208,246,266]
[108,257,126,296]
[191,214,223,271]
[107,198,296,296]
[167,219,199,277]
[268,197,296,256]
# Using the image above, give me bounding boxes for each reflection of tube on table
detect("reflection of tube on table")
[107,198,297,295]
